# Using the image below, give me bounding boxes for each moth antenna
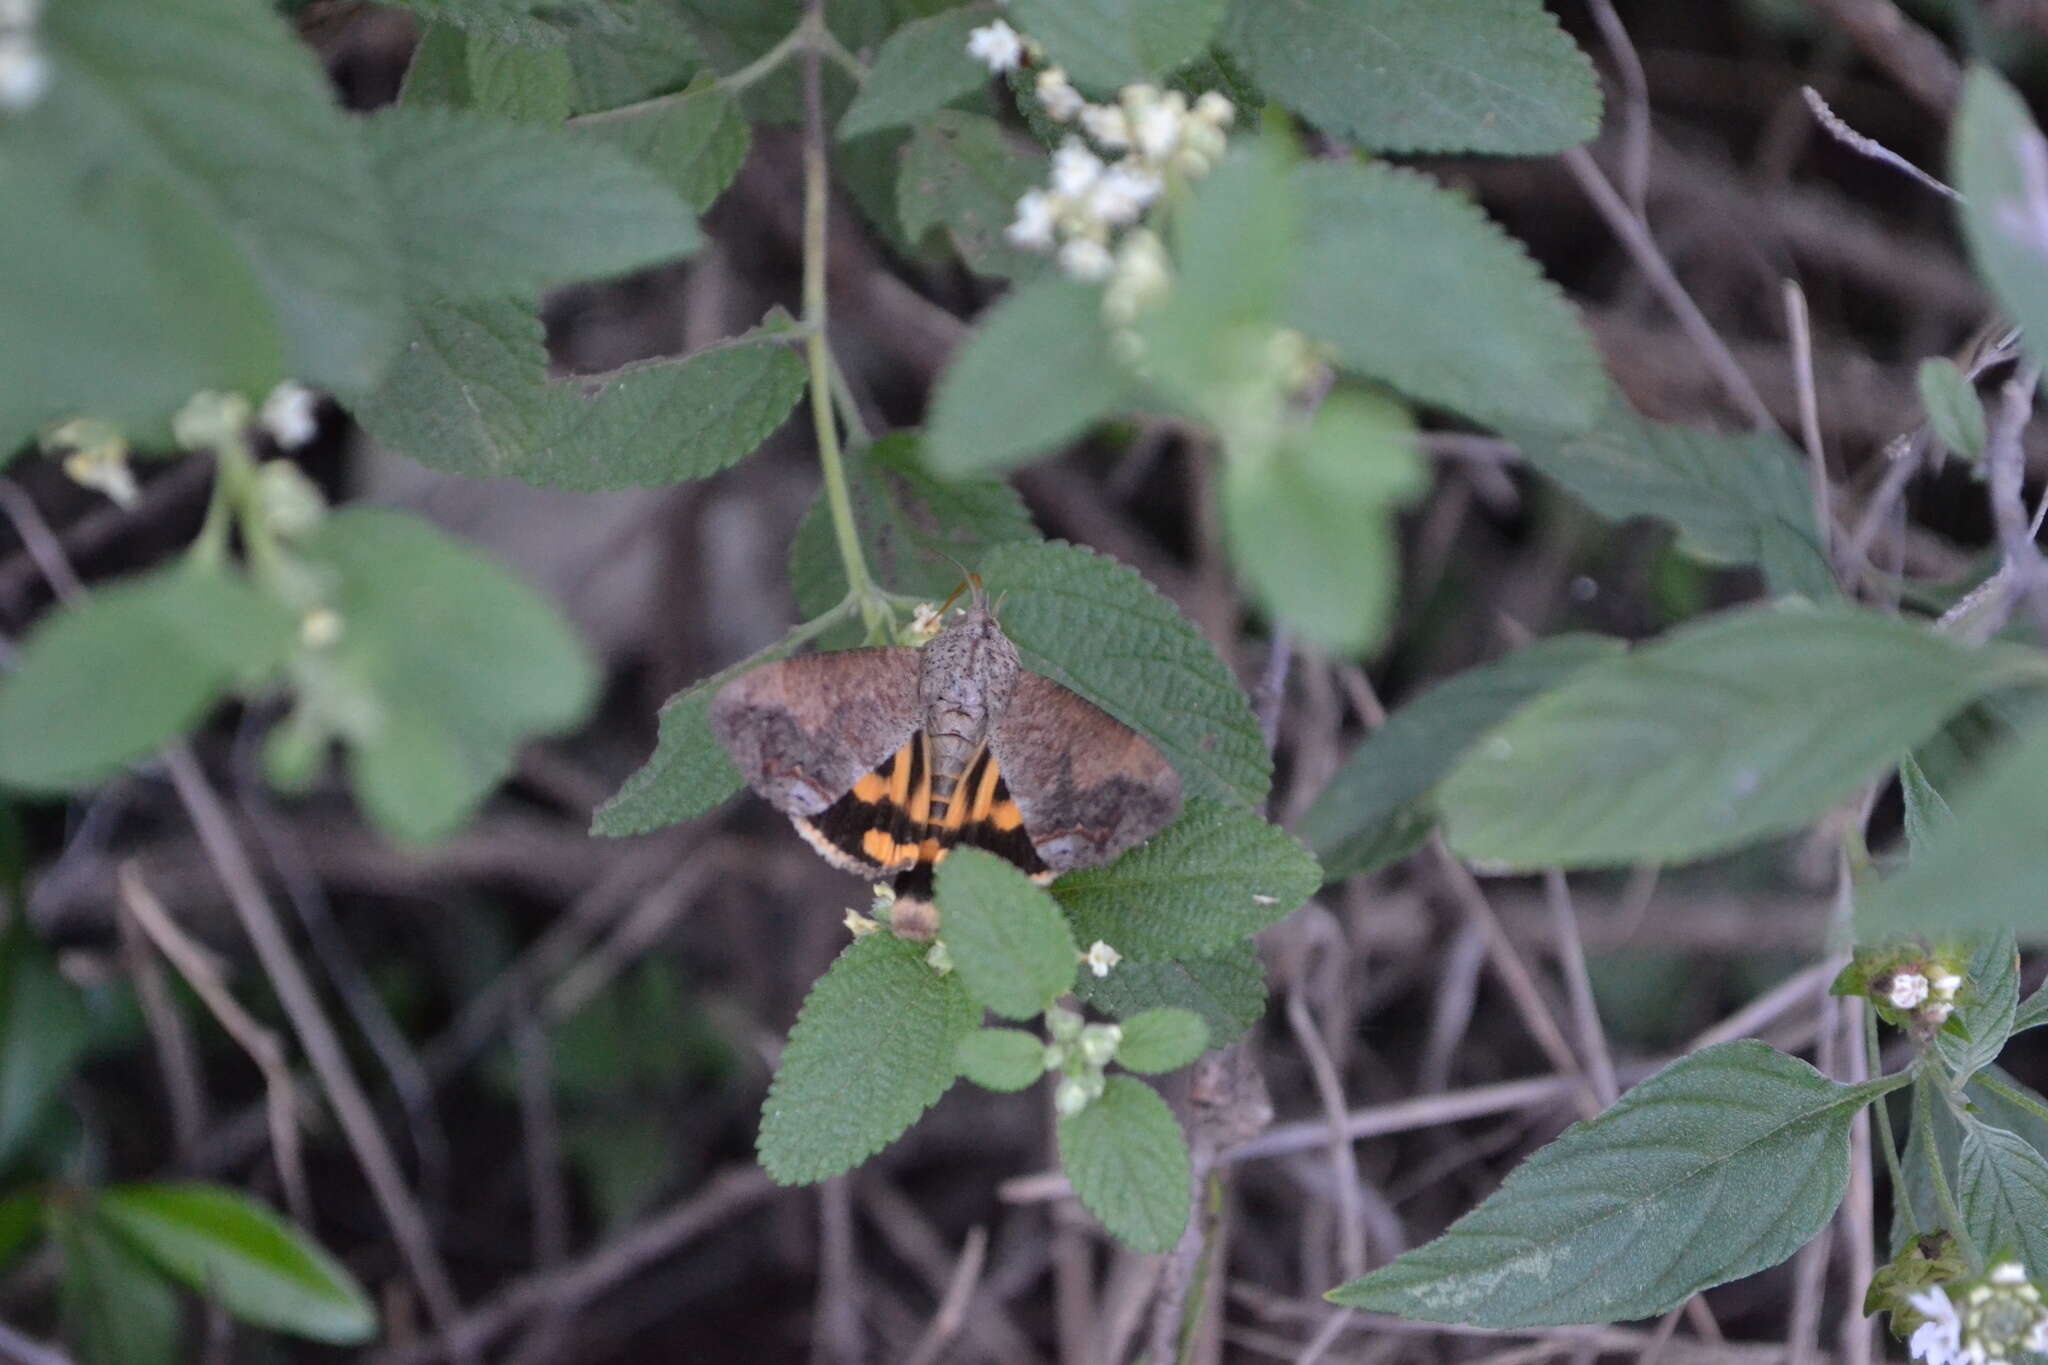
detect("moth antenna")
[932,552,987,616]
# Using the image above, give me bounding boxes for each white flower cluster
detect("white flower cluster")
[1884,963,1964,1026]
[1044,1005,1122,1115]
[0,0,47,112]
[1911,1264,2048,1365]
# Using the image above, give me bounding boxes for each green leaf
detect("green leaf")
[956,1027,1049,1092]
[1114,1007,1207,1074]
[1013,0,1225,92]
[2015,985,2048,1036]
[1900,752,1955,862]
[59,1211,181,1365]
[1509,387,1837,602]
[96,1184,376,1343]
[399,22,472,107]
[1055,799,1317,958]
[1289,162,1607,439]
[1058,1074,1192,1253]
[1918,358,1988,462]
[1328,1041,1895,1326]
[937,848,1081,1021]
[898,111,1046,280]
[465,30,574,122]
[366,107,702,301]
[1953,69,2048,380]
[351,298,807,489]
[295,509,598,843]
[1862,721,2048,939]
[382,0,615,44]
[839,7,993,138]
[565,0,705,111]
[0,931,93,1172]
[574,79,753,213]
[0,1193,43,1271]
[1936,934,2019,1086]
[1438,605,2044,870]
[1079,939,1265,1045]
[0,567,296,792]
[1958,1119,2048,1275]
[1299,634,1624,881]
[1220,0,1600,156]
[925,277,1134,477]
[759,933,981,1184]
[979,540,1270,807]
[789,433,1040,620]
[1221,390,1426,655]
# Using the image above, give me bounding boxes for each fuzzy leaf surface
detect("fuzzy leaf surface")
[956,1028,1048,1092]
[1954,70,2048,379]
[1918,358,1988,461]
[1079,941,1265,1046]
[1936,933,2019,1085]
[840,8,994,137]
[1958,1119,2048,1277]
[938,849,1081,1021]
[1114,1008,1208,1074]
[898,111,1045,280]
[575,79,752,212]
[1013,0,1224,92]
[1058,1074,1192,1253]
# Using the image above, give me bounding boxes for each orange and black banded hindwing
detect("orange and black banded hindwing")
[708,602,1183,939]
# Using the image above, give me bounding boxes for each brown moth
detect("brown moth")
[709,594,1182,939]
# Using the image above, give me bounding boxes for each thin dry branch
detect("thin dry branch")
[1801,0,1962,114]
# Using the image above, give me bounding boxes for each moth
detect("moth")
[710,592,1182,939]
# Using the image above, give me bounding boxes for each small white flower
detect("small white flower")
[62,446,137,508]
[1057,237,1113,281]
[172,390,253,451]
[1102,228,1170,326]
[843,909,882,937]
[925,940,954,975]
[259,381,318,449]
[1133,91,1187,161]
[1086,163,1162,226]
[1079,103,1131,150]
[1911,1287,1965,1365]
[1036,67,1084,122]
[1889,972,1932,1010]
[1193,90,1236,128]
[1933,972,1964,998]
[1926,1000,1956,1025]
[1993,1264,2029,1287]
[1005,188,1059,251]
[2027,1316,2048,1355]
[0,33,47,111]
[1054,1074,1092,1116]
[1083,940,1122,978]
[966,20,1024,74]
[905,601,944,642]
[1050,138,1105,198]
[299,608,344,650]
[1077,1022,1122,1066]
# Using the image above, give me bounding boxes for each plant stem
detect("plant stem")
[799,0,883,638]
[1915,1068,1979,1267]
[1869,1008,1914,1239]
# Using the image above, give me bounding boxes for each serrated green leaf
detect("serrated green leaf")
[574,79,752,212]
[1079,939,1265,1045]
[1439,606,2044,870]
[1936,934,2019,1086]
[1329,1041,1896,1326]
[898,111,1046,280]
[789,432,1040,620]
[925,277,1134,477]
[956,1027,1048,1091]
[383,0,620,44]
[1013,0,1224,92]
[295,508,597,843]
[1862,721,2048,939]
[1959,1119,2048,1274]
[1220,0,1600,156]
[1056,799,1316,957]
[1918,358,1988,462]
[1058,1073,1191,1253]
[759,933,980,1184]
[1509,387,1836,602]
[401,22,473,106]
[1289,162,1606,439]
[1953,69,2048,381]
[937,848,1080,1020]
[979,541,1269,807]
[466,30,574,122]
[366,107,702,301]
[351,298,807,489]
[840,7,994,138]
[1114,1008,1207,1074]
[0,931,92,1172]
[1299,634,1623,881]
[566,0,705,111]
[97,1184,375,1344]
[0,567,296,792]
[1900,752,1955,862]
[1220,390,1426,655]
[60,1211,181,1365]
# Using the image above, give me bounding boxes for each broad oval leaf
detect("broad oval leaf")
[1439,606,2047,870]
[898,111,1046,281]
[0,932,93,1171]
[96,1184,376,1343]
[1959,1119,2048,1275]
[0,567,295,792]
[464,30,573,124]
[59,1211,181,1365]
[575,79,752,214]
[937,848,1080,1021]
[1936,934,2019,1086]
[1328,1041,1898,1327]
[1289,163,1607,439]
[759,933,980,1184]
[956,1027,1049,1092]
[1114,1007,1207,1074]
[1220,0,1601,156]
[1058,1074,1192,1254]
[1953,69,2048,379]
[1055,799,1318,958]
[1012,0,1224,93]
[839,8,993,139]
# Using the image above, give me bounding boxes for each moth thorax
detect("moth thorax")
[918,611,1019,775]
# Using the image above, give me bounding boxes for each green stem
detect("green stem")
[1916,1068,1980,1268]
[718,20,810,95]
[189,454,236,570]
[799,0,884,639]
[1870,1007,1915,1240]
[825,346,871,449]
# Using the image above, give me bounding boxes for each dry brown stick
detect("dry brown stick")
[1783,280,1839,577]
[0,1320,72,1365]
[506,993,570,1365]
[1283,978,1366,1281]
[860,1178,1048,1365]
[900,1225,987,1365]
[116,894,208,1163]
[1542,871,1619,1107]
[1838,997,1876,1365]
[1801,0,1962,115]
[811,1178,863,1365]
[117,864,313,1228]
[1585,0,1653,217]
[1985,360,2048,639]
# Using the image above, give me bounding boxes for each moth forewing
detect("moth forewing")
[707,647,922,817]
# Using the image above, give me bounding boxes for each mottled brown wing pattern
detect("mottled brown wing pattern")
[707,648,922,819]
